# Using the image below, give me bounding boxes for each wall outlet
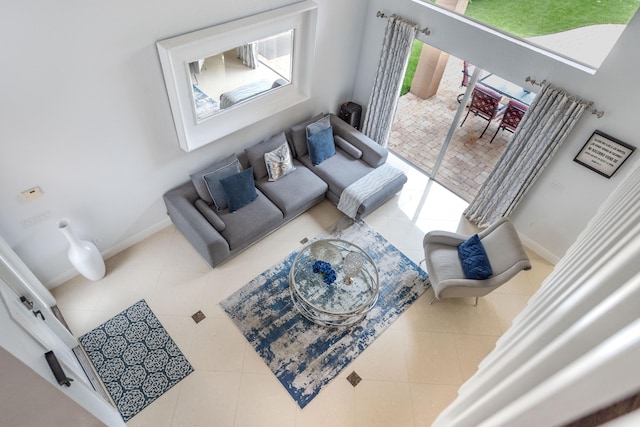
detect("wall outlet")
[21,186,43,201]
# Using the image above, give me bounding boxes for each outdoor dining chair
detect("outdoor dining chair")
[460,85,503,138]
[457,61,471,103]
[489,98,529,143]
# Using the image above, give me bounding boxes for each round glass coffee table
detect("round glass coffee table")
[289,239,379,327]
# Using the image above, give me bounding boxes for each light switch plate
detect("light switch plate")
[21,186,43,201]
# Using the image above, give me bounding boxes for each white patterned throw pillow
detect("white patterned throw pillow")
[264,142,296,181]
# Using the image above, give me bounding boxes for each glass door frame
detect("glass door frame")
[430,66,483,177]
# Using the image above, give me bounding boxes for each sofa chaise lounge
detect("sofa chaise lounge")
[163,113,407,268]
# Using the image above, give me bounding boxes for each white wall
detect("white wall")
[0,0,367,287]
[354,0,640,262]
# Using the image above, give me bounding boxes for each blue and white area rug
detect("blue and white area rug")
[79,300,193,422]
[192,84,219,121]
[220,218,429,408]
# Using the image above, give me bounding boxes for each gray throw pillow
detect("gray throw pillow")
[306,115,331,139]
[189,154,240,205]
[288,113,324,158]
[203,159,242,211]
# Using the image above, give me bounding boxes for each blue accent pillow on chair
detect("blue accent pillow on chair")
[457,234,493,280]
[220,168,258,212]
[307,126,336,165]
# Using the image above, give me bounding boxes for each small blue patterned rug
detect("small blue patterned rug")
[220,218,429,408]
[79,300,193,422]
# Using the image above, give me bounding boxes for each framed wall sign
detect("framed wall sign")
[574,130,635,178]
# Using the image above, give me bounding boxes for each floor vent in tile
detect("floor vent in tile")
[346,371,362,387]
[191,310,206,323]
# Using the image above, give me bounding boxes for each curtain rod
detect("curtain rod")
[525,76,604,118]
[376,11,430,36]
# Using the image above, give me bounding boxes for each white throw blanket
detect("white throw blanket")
[337,163,404,219]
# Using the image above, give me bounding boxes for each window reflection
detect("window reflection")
[189,30,293,122]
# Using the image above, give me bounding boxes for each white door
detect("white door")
[0,235,125,426]
[0,277,89,385]
[0,276,125,426]
[0,235,79,349]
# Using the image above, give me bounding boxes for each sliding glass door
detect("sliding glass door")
[388,40,534,202]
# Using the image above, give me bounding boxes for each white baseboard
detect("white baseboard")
[100,217,173,261]
[519,233,561,265]
[46,217,173,289]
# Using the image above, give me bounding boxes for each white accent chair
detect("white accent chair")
[423,218,532,305]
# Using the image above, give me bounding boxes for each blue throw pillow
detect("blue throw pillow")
[457,234,493,280]
[220,168,258,212]
[307,126,336,165]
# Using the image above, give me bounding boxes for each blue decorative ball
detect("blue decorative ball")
[312,260,336,284]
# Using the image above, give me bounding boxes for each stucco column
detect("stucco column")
[410,0,469,99]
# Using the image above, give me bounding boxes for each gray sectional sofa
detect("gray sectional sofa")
[163,113,407,268]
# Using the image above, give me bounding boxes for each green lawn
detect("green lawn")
[401,41,424,95]
[465,0,640,38]
[400,0,640,95]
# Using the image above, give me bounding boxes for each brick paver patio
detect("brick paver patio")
[388,55,517,202]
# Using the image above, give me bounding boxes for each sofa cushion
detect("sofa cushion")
[245,131,290,181]
[288,113,324,158]
[256,161,328,217]
[298,148,374,196]
[458,234,493,280]
[264,142,296,181]
[194,199,226,232]
[334,135,362,159]
[202,159,243,211]
[307,126,336,165]
[218,190,284,250]
[190,154,240,205]
[220,168,258,212]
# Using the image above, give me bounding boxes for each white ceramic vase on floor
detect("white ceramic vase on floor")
[58,218,105,281]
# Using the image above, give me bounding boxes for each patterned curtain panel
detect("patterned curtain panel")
[464,83,589,227]
[361,16,416,146]
[237,43,258,69]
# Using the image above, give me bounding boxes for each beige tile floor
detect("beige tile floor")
[52,154,554,426]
